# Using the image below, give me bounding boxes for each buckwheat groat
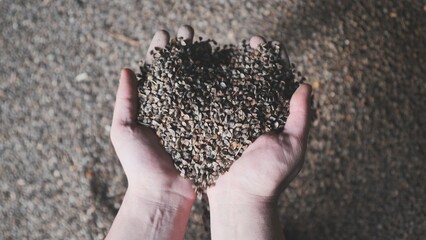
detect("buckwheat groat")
[137,38,302,194]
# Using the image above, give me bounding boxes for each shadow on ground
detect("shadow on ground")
[272,1,425,239]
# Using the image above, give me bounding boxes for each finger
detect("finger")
[146,30,170,64]
[177,25,194,44]
[112,68,139,127]
[282,83,312,143]
[249,35,266,49]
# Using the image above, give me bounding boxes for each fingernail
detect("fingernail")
[120,68,126,77]
[120,68,131,80]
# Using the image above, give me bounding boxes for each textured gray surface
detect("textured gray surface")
[1,0,425,239]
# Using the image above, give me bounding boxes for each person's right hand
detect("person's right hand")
[207,36,312,240]
[207,84,311,202]
[207,36,312,203]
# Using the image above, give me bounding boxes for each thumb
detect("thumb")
[112,68,139,127]
[282,83,312,144]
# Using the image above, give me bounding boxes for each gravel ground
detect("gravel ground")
[1,0,425,239]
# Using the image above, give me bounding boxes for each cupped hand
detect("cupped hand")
[110,26,196,203]
[207,36,312,204]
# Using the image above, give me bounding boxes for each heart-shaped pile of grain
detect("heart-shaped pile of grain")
[137,38,301,193]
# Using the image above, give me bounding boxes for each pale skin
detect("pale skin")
[106,25,312,240]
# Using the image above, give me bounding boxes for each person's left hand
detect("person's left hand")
[110,27,196,204]
[106,26,197,240]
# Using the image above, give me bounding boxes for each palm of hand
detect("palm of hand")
[204,36,311,202]
[110,28,198,201]
[111,122,191,192]
[208,81,311,202]
[209,132,305,201]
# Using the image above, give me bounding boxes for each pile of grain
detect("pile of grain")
[137,37,301,193]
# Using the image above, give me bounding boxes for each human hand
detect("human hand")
[110,29,196,203]
[106,26,196,240]
[207,36,312,240]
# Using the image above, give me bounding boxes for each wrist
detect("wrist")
[207,186,278,206]
[208,189,278,218]
[106,186,194,240]
[126,183,195,209]
[208,189,283,240]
